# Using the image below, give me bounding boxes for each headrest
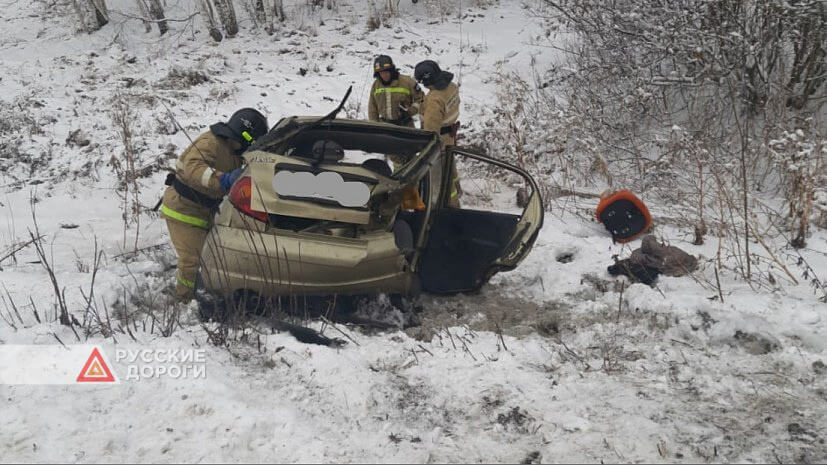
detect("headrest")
[362,158,393,177]
[310,140,344,164]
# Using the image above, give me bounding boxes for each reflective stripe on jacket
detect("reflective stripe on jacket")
[368,75,424,123]
[160,131,243,228]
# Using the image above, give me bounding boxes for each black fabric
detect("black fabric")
[431,71,454,90]
[608,260,661,285]
[153,172,177,211]
[396,209,426,243]
[414,60,441,86]
[440,122,460,135]
[208,124,245,156]
[310,140,345,164]
[598,199,648,241]
[393,219,414,254]
[172,175,221,209]
[362,159,392,177]
[383,109,411,126]
[266,214,319,231]
[210,122,238,142]
[418,208,519,293]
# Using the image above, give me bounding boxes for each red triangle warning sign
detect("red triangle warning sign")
[76,347,116,383]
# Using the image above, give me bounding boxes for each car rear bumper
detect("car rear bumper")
[198,224,412,297]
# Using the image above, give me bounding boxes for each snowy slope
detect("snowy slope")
[2,1,826,463]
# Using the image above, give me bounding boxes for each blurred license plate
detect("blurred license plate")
[272,170,370,208]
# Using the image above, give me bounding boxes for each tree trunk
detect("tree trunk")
[73,0,109,32]
[254,0,267,28]
[134,0,152,32]
[147,0,169,35]
[198,0,224,41]
[89,0,109,28]
[258,0,285,33]
[213,0,239,38]
[72,0,93,32]
[273,0,285,22]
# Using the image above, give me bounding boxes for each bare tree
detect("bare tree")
[146,0,169,35]
[73,0,109,32]
[198,0,240,40]
[253,0,267,26]
[251,0,285,33]
[213,0,240,37]
[274,0,286,21]
[198,0,226,41]
[133,0,169,34]
[134,0,152,32]
[309,0,337,9]
[473,0,826,289]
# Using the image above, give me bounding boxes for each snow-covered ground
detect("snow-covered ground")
[1,1,826,463]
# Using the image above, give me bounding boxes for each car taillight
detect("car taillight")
[228,176,269,223]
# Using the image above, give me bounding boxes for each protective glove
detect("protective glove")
[398,104,411,124]
[219,168,243,192]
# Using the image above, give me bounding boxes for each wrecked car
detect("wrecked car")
[196,113,544,304]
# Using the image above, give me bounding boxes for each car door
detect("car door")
[415,147,544,294]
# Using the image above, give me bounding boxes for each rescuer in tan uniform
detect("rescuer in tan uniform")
[367,55,424,130]
[160,108,269,301]
[367,55,427,210]
[415,60,461,207]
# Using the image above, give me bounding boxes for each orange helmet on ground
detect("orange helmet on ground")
[595,189,653,243]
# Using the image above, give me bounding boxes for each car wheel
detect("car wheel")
[232,289,267,316]
[194,274,226,322]
[390,294,422,328]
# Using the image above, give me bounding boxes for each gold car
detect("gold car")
[197,116,543,303]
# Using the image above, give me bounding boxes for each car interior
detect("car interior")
[248,122,533,294]
[275,126,433,170]
[251,124,433,238]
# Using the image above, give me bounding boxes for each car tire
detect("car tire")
[390,294,423,328]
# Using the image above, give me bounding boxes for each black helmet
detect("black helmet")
[415,60,454,89]
[414,60,440,86]
[373,55,397,79]
[227,108,268,145]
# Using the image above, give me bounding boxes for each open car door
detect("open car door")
[416,147,544,294]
